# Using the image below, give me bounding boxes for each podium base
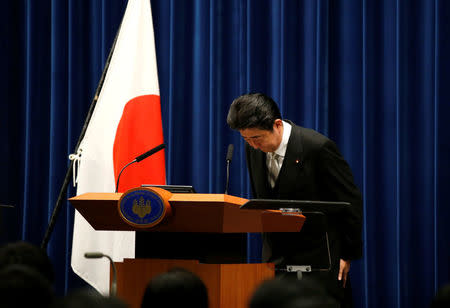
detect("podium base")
[114,258,274,308]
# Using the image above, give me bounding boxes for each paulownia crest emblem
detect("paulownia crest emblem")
[132,196,152,218]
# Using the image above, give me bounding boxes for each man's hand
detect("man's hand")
[338,259,351,288]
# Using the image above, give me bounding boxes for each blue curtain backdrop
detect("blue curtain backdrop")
[1,0,449,307]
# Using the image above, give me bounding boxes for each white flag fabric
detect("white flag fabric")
[71,0,165,294]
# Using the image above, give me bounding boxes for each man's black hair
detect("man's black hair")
[249,278,338,308]
[0,241,54,284]
[55,288,128,308]
[141,267,208,308]
[0,264,55,308]
[227,93,282,131]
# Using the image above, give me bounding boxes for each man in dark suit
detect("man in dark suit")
[227,93,363,307]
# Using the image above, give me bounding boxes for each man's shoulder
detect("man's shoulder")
[288,122,330,147]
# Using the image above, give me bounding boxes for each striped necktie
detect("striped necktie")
[268,153,281,188]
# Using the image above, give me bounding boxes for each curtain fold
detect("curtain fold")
[1,1,449,307]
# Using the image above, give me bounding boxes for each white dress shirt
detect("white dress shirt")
[266,121,292,187]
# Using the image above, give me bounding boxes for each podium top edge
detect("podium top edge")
[169,193,247,204]
[69,192,122,201]
[69,192,248,205]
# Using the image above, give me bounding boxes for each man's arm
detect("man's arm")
[318,140,363,260]
[317,140,363,287]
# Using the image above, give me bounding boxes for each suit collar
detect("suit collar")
[247,145,272,198]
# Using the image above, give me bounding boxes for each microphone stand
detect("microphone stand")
[84,252,117,296]
[224,144,233,195]
[225,159,231,195]
[115,143,166,193]
[115,161,136,193]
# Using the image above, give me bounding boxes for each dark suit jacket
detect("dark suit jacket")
[245,121,363,274]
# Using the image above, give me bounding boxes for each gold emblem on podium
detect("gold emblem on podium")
[118,187,172,228]
[132,196,152,218]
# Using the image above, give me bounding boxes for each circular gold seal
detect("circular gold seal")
[118,187,172,228]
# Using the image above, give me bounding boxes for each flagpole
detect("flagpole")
[41,16,125,250]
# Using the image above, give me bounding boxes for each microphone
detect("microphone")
[115,143,166,193]
[226,144,234,162]
[224,144,234,194]
[0,204,14,208]
[84,252,117,296]
[135,143,166,162]
[84,252,104,258]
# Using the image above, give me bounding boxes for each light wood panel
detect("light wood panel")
[114,259,274,308]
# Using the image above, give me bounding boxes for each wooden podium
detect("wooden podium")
[69,190,305,308]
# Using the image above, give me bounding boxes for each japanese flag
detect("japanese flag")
[71,0,165,294]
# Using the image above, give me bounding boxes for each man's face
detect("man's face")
[239,120,283,153]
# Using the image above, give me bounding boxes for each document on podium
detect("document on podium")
[240,199,350,214]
